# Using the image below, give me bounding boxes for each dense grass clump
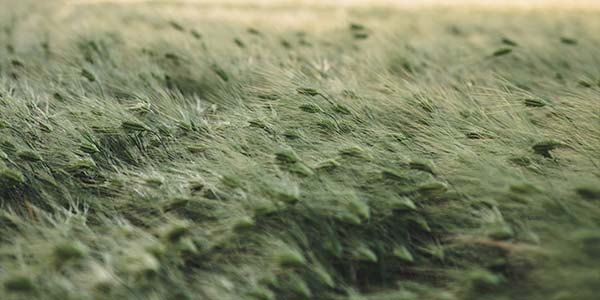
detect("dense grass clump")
[0,1,599,300]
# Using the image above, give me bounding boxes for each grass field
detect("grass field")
[1,1,599,299]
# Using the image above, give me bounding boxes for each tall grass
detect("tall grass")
[0,1,599,299]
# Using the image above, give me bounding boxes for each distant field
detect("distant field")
[1,1,599,300]
[67,0,600,9]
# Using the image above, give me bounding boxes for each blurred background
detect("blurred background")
[64,0,600,9]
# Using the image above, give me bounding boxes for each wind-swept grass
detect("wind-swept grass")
[0,1,599,300]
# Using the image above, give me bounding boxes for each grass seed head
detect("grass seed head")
[509,156,532,167]
[67,158,97,173]
[348,197,370,220]
[222,174,242,188]
[164,53,180,62]
[509,183,542,195]
[286,274,311,298]
[176,237,199,255]
[276,248,306,267]
[501,37,518,47]
[448,25,462,35]
[163,221,191,242]
[418,99,436,113]
[144,177,164,187]
[382,169,407,181]
[37,121,53,133]
[89,263,115,293]
[532,140,562,157]
[248,119,270,131]
[6,44,15,54]
[190,29,202,39]
[3,275,35,293]
[317,119,338,132]
[409,161,435,175]
[492,48,512,57]
[80,141,99,154]
[323,238,343,258]
[257,94,279,101]
[288,163,314,177]
[316,159,340,171]
[41,41,50,53]
[421,244,445,260]
[177,121,194,132]
[234,38,245,48]
[280,39,292,49]
[283,129,301,140]
[466,131,485,139]
[417,182,448,196]
[52,92,65,102]
[233,216,255,232]
[391,197,417,211]
[211,64,229,82]
[1,140,17,153]
[353,32,369,40]
[575,186,600,200]
[468,269,504,289]
[339,146,365,157]
[486,224,514,240]
[253,200,279,216]
[341,90,359,99]
[17,150,43,162]
[572,230,600,256]
[349,23,366,31]
[312,264,334,287]
[524,98,546,107]
[352,245,377,262]
[338,212,362,225]
[121,120,150,132]
[297,87,319,96]
[393,245,414,262]
[333,104,351,115]
[247,286,275,300]
[578,80,592,88]
[189,181,205,194]
[53,241,88,264]
[560,37,577,45]
[247,27,262,36]
[275,149,300,164]
[81,68,96,82]
[299,103,323,113]
[0,168,24,184]
[10,59,24,68]
[163,198,191,212]
[268,183,300,204]
[124,251,160,276]
[168,21,185,32]
[410,215,431,232]
[187,145,206,154]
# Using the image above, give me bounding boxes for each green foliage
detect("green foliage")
[0,2,598,300]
